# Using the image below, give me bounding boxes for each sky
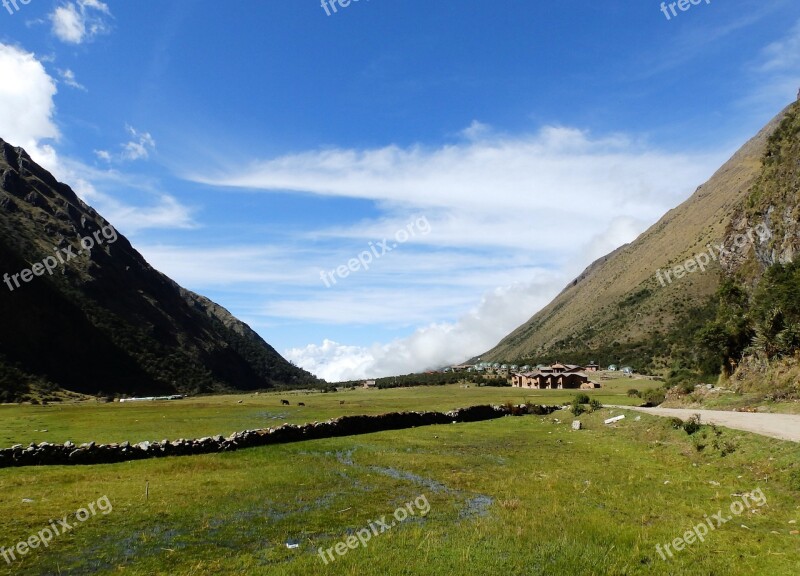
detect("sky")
[1,0,799,382]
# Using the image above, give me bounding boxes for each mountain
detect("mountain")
[0,139,322,402]
[481,98,800,378]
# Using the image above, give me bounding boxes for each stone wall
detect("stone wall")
[0,404,561,468]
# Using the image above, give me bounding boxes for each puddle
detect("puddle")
[459,495,494,519]
[328,447,493,522]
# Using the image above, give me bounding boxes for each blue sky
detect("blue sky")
[1,0,799,381]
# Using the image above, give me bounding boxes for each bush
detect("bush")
[691,435,707,452]
[722,440,738,456]
[570,400,586,416]
[627,388,641,398]
[589,399,602,412]
[677,382,696,395]
[682,414,702,435]
[574,393,590,405]
[668,417,684,430]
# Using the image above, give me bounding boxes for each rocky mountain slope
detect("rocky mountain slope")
[0,139,322,401]
[482,98,800,377]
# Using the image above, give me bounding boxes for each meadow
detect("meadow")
[1,379,799,575]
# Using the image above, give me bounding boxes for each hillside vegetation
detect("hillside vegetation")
[483,100,800,392]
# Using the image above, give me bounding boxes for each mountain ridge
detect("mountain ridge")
[0,139,322,401]
[481,100,800,374]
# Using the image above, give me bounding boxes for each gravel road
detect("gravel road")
[609,406,800,442]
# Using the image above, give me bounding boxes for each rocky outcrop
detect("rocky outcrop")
[0,404,561,468]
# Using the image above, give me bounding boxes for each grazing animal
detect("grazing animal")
[298,402,305,406]
[340,400,345,405]
[280,399,290,406]
[237,400,243,404]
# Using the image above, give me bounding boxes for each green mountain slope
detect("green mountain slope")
[0,139,322,401]
[482,99,800,376]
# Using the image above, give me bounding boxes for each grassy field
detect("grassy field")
[1,380,799,575]
[0,379,659,447]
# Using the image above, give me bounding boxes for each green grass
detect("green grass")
[2,381,798,575]
[0,379,660,447]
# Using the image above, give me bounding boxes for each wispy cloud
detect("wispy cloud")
[95,125,157,164]
[760,19,800,72]
[121,125,156,161]
[183,124,728,380]
[740,17,800,119]
[50,0,112,45]
[58,68,86,90]
[65,164,196,233]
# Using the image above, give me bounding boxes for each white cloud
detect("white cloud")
[760,20,800,73]
[0,44,59,167]
[50,0,112,45]
[742,18,800,115]
[121,125,156,161]
[189,123,729,381]
[94,149,111,161]
[194,125,724,255]
[460,120,491,141]
[67,166,195,233]
[285,275,564,381]
[58,68,86,91]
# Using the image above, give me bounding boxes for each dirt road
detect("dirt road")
[609,406,800,442]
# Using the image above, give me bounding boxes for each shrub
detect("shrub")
[668,417,684,430]
[719,439,738,457]
[692,435,707,452]
[627,388,641,398]
[677,382,696,395]
[574,393,590,405]
[570,400,586,416]
[589,399,602,412]
[682,414,702,435]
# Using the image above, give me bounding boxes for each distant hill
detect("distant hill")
[481,99,800,383]
[0,139,323,402]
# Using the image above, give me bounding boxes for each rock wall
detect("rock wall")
[0,404,561,468]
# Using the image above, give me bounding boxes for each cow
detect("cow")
[340,400,345,405]
[298,402,306,407]
[280,399,290,406]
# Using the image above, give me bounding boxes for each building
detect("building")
[449,364,475,373]
[363,380,377,389]
[585,361,600,372]
[510,363,600,390]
